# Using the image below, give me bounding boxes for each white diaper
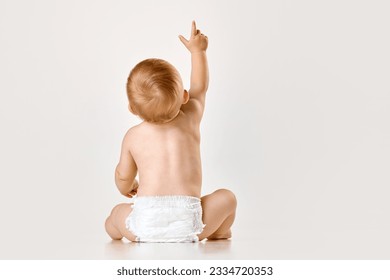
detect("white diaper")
[125,195,204,242]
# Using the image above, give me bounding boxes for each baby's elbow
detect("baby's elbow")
[191,84,208,96]
[115,167,131,181]
[115,169,124,181]
[199,84,208,94]
[198,82,208,92]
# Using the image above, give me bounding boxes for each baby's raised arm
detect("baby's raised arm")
[179,21,209,119]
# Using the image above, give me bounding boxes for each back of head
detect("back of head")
[126,58,182,123]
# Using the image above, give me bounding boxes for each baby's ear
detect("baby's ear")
[128,103,137,115]
[182,90,190,104]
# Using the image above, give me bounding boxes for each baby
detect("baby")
[105,21,237,242]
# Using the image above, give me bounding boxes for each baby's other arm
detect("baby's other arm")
[115,130,138,198]
[179,21,209,120]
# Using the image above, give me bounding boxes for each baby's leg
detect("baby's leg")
[105,203,137,241]
[198,189,237,241]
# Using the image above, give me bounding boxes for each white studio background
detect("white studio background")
[0,0,389,258]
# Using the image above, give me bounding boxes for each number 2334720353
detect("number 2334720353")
[209,266,273,276]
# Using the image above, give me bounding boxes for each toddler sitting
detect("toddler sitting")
[105,21,237,242]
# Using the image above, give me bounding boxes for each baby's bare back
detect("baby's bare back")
[127,111,202,197]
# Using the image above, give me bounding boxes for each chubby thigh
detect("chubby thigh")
[198,189,237,241]
[106,203,137,242]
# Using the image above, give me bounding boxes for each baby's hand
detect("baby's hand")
[125,179,139,198]
[179,21,208,53]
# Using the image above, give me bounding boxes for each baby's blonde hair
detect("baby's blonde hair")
[126,58,182,123]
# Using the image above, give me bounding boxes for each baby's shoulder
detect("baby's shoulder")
[124,121,160,140]
[123,123,144,143]
[121,124,151,154]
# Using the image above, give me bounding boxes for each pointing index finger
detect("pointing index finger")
[191,20,197,37]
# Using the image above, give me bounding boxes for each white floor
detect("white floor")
[102,229,390,260]
[2,227,390,259]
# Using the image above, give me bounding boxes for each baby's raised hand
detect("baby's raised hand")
[179,21,208,53]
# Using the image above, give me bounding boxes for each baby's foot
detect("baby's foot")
[207,230,232,240]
